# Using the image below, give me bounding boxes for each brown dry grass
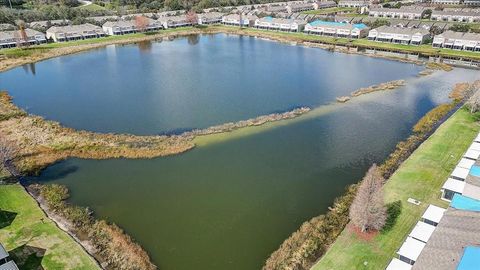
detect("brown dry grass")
[0,91,195,174]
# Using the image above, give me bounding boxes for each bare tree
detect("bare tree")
[134,16,150,32]
[15,20,28,48]
[186,10,198,26]
[467,87,480,114]
[349,164,387,232]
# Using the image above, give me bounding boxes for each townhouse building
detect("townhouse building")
[102,19,161,35]
[221,14,258,27]
[313,1,337,10]
[432,31,480,52]
[254,17,307,32]
[28,20,70,30]
[432,0,461,5]
[286,2,315,13]
[158,15,192,29]
[338,0,369,7]
[198,12,224,25]
[0,28,46,49]
[304,20,369,38]
[368,6,427,20]
[46,24,105,42]
[368,26,430,45]
[431,9,480,23]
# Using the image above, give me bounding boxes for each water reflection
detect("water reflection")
[137,40,152,53]
[187,34,200,45]
[21,63,36,75]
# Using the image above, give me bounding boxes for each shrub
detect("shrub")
[382,200,402,232]
[33,183,157,270]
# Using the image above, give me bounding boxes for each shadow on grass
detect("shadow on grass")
[9,244,46,270]
[0,210,17,229]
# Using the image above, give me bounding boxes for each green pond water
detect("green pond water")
[1,34,478,270]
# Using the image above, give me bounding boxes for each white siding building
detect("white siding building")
[46,24,105,42]
[368,26,430,45]
[313,1,337,9]
[369,6,426,20]
[222,14,257,27]
[431,9,480,23]
[198,12,224,25]
[158,15,192,29]
[433,31,480,52]
[286,3,315,13]
[432,0,461,5]
[304,20,369,38]
[0,28,46,49]
[254,17,307,32]
[338,0,369,7]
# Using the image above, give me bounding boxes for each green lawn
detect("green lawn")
[302,7,357,15]
[312,107,480,270]
[2,25,480,61]
[0,184,99,270]
[0,27,196,59]
[75,3,106,11]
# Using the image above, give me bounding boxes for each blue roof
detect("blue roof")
[470,165,480,177]
[457,246,480,270]
[264,16,273,21]
[308,20,367,29]
[451,194,480,212]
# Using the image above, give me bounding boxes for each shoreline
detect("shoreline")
[22,183,104,269]
[0,91,311,176]
[0,25,460,74]
[0,29,473,269]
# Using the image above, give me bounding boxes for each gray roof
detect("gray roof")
[0,243,8,260]
[370,6,426,14]
[432,9,480,17]
[257,17,307,25]
[0,28,45,41]
[438,30,480,42]
[0,24,15,31]
[47,23,103,34]
[412,209,480,270]
[102,20,136,28]
[288,2,314,9]
[29,20,70,28]
[372,25,429,35]
[86,16,119,22]
[198,12,224,19]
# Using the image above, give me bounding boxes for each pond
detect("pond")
[2,34,479,270]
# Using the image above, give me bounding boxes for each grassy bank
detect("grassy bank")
[0,184,99,269]
[1,25,480,72]
[312,107,480,270]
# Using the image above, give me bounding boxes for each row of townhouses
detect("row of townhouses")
[337,0,369,7]
[304,20,369,38]
[3,12,480,53]
[254,16,307,32]
[102,19,162,35]
[221,14,258,27]
[433,0,480,6]
[431,9,480,23]
[368,26,430,45]
[433,31,480,51]
[46,23,106,42]
[368,6,427,20]
[0,28,46,49]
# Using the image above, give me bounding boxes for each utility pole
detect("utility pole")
[7,0,13,9]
